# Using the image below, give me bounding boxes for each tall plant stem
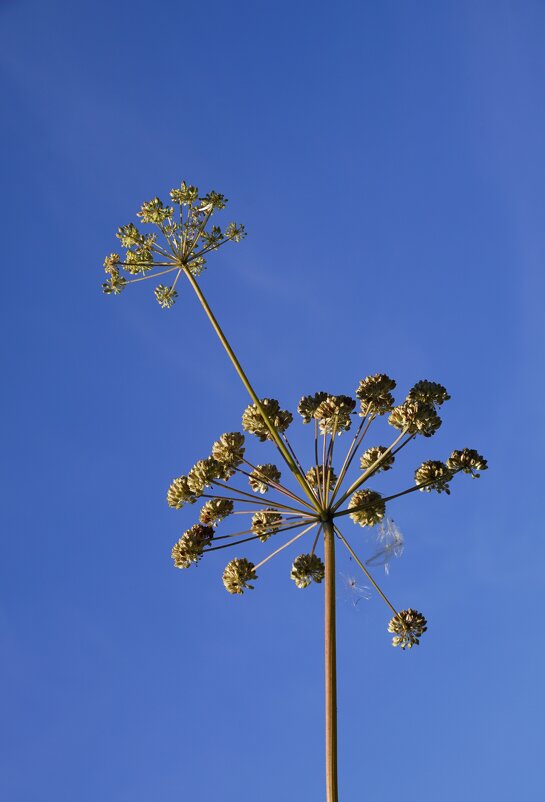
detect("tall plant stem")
[324,520,339,802]
[183,268,320,511]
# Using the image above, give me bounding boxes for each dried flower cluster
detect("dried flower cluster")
[163,374,486,649]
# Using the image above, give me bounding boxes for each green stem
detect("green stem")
[183,268,320,510]
[324,520,339,802]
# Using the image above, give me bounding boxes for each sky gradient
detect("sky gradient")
[2,2,545,800]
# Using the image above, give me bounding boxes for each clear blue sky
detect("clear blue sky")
[2,2,545,800]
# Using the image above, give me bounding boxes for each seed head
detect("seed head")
[187,458,222,495]
[355,374,396,416]
[172,524,214,569]
[446,448,488,478]
[167,475,198,509]
[359,446,395,473]
[305,465,338,488]
[388,400,442,437]
[388,609,427,649]
[222,558,257,594]
[415,460,452,494]
[211,432,245,474]
[314,395,356,434]
[290,554,325,588]
[248,464,281,494]
[407,380,450,407]
[297,392,329,424]
[242,398,293,441]
[348,489,386,527]
[251,509,283,541]
[199,498,234,525]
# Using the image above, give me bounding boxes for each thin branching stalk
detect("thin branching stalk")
[182,267,320,510]
[334,526,399,618]
[332,428,408,511]
[324,520,339,802]
[253,522,318,571]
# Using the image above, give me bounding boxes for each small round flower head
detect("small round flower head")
[167,475,198,509]
[415,460,452,494]
[103,253,121,272]
[171,524,214,569]
[291,554,325,588]
[251,509,283,541]
[199,498,234,525]
[388,400,442,437]
[248,464,281,494]
[154,284,178,309]
[305,465,338,489]
[124,240,155,274]
[242,398,293,441]
[356,374,396,416]
[102,268,127,295]
[407,380,450,408]
[116,223,145,248]
[359,446,395,473]
[211,432,245,475]
[201,191,228,212]
[348,489,386,527]
[225,222,246,242]
[388,609,427,649]
[446,448,488,478]
[314,395,356,434]
[170,181,199,205]
[297,392,329,424]
[187,458,222,495]
[137,197,173,224]
[222,557,257,594]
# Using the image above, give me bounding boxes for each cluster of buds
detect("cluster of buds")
[101,182,246,306]
[388,609,428,649]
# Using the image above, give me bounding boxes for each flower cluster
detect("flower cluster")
[388,609,428,649]
[223,558,257,594]
[291,554,325,588]
[242,398,293,441]
[163,374,486,650]
[102,181,246,306]
[172,524,214,568]
[248,464,281,493]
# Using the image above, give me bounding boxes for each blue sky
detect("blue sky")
[2,2,545,800]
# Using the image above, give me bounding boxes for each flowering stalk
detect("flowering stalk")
[101,181,488,802]
[324,520,338,802]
